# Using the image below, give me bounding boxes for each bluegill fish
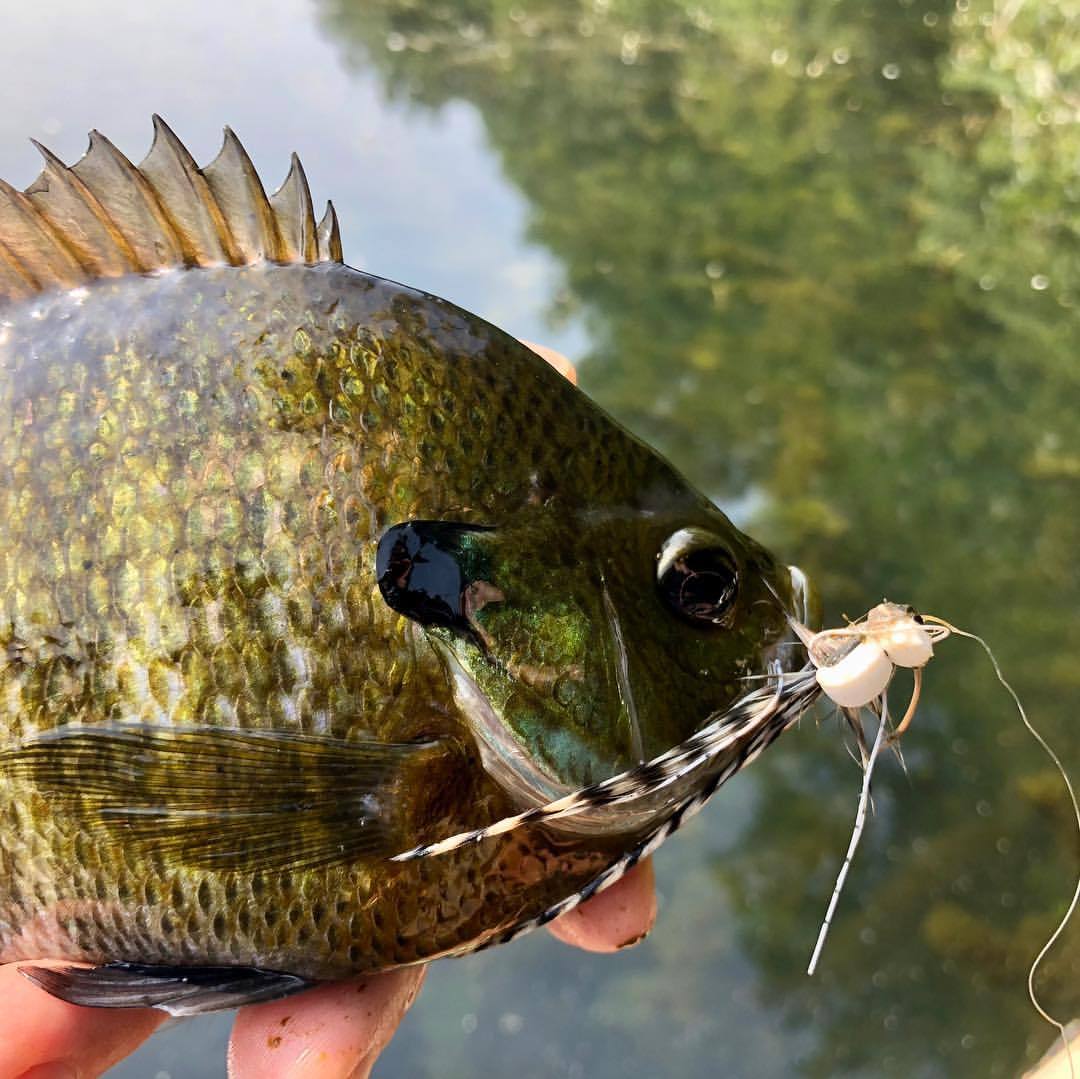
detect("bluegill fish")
[0,119,820,1015]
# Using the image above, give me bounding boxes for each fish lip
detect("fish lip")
[786,565,812,626]
[786,563,817,628]
[756,562,820,679]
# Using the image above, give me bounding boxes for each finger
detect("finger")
[0,963,164,1077]
[547,857,657,953]
[521,340,578,385]
[228,967,426,1079]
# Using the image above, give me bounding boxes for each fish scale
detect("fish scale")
[0,121,816,1014]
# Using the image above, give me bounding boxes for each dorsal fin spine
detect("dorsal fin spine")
[232,127,286,262]
[28,140,141,275]
[202,127,286,264]
[317,201,343,263]
[143,115,242,266]
[77,131,186,269]
[0,178,87,290]
[0,237,38,298]
[291,155,318,263]
[270,154,318,264]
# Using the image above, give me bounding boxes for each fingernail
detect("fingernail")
[345,1058,374,1079]
[401,969,426,1010]
[616,927,652,950]
[18,1065,79,1079]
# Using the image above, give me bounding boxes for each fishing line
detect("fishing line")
[922,615,1080,1078]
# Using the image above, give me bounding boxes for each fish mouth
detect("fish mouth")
[428,562,824,842]
[434,626,821,843]
[394,658,823,864]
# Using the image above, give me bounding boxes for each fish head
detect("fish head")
[377,486,815,805]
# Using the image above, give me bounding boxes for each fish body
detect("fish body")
[0,122,814,1012]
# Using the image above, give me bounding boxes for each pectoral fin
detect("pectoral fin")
[1,724,436,873]
[21,962,313,1015]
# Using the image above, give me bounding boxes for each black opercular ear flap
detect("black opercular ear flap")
[376,521,494,634]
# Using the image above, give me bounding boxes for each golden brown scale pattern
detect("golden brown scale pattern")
[0,261,668,976]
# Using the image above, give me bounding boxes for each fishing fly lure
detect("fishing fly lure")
[796,603,1080,1074]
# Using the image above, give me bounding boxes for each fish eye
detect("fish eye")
[656,528,739,627]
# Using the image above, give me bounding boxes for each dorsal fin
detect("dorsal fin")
[0,117,344,304]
